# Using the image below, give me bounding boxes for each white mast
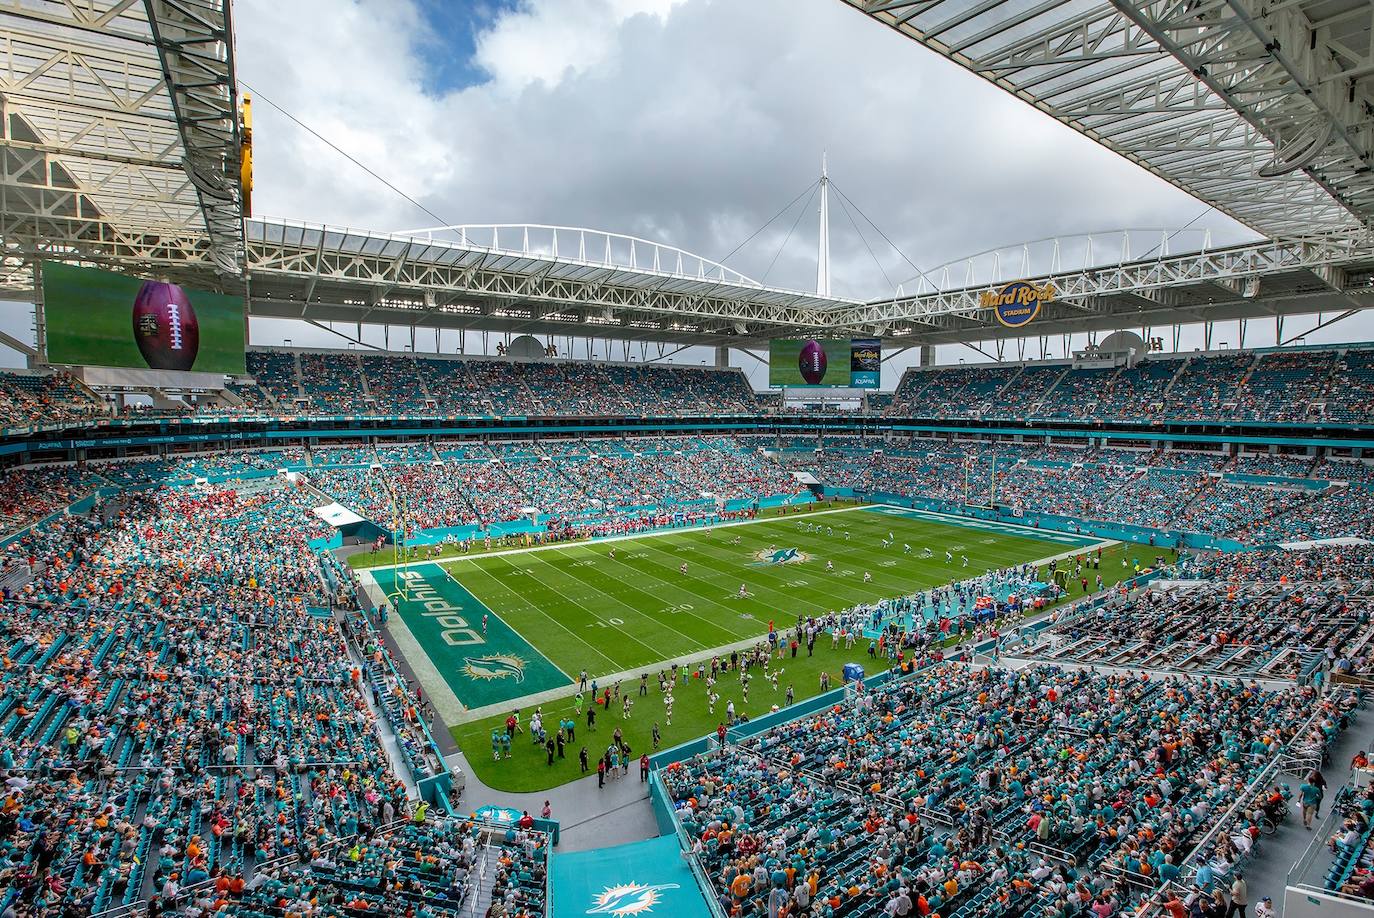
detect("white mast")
[816,152,831,297]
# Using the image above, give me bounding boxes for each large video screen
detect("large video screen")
[42,261,246,374]
[768,338,881,388]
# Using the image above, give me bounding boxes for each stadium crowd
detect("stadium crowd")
[797,440,1374,545]
[885,347,1371,424]
[664,658,1358,918]
[7,344,1374,429]
[306,436,801,531]
[206,819,548,918]
[245,351,759,418]
[2,436,1370,552]
[0,481,425,916]
[1012,545,1374,682]
[0,373,106,431]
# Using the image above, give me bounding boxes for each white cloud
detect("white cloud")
[471,0,684,92]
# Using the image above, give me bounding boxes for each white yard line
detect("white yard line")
[521,547,718,651]
[434,564,583,679]
[489,551,672,666]
[593,547,756,644]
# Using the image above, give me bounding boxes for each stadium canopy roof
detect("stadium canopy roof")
[838,0,1374,237]
[3,0,1374,352]
[242,218,1374,347]
[0,0,242,290]
[243,219,862,348]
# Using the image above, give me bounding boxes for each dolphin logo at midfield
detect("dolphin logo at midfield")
[754,547,806,565]
[462,654,527,682]
[586,883,681,916]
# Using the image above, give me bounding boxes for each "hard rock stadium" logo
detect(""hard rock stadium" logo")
[981,280,1056,328]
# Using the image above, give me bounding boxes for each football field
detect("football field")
[368,504,1100,714]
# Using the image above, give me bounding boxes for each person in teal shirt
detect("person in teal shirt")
[1300,781,1323,829]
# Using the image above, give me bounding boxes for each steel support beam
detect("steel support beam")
[143,0,243,276]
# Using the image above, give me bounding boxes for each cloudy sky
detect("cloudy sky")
[237,0,1261,302]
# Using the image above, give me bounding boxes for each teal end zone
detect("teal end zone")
[372,563,570,708]
[846,491,1251,551]
[551,834,713,918]
[859,504,1101,548]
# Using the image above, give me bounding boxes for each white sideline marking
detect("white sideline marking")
[357,503,872,573]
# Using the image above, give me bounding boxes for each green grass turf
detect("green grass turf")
[441,510,1156,792]
[346,500,845,570]
[439,505,1094,678]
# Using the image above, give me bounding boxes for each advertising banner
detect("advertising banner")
[768,338,880,388]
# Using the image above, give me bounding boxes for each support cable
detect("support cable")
[830,180,939,293]
[833,190,895,291]
[240,80,459,233]
[759,184,820,288]
[713,179,821,270]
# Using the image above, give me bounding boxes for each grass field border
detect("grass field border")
[358,503,1116,725]
[436,503,1092,667]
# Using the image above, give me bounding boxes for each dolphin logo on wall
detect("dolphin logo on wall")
[587,883,681,916]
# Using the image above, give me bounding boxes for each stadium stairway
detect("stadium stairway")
[1237,351,1265,391]
[415,358,436,403]
[1319,353,1345,403]
[463,843,500,918]
[1029,365,1071,414]
[336,609,421,801]
[291,351,305,399]
[992,364,1026,400]
[0,557,32,593]
[1246,699,1369,909]
[1162,355,1193,394]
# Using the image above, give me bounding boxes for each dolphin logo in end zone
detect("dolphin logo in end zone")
[462,654,527,682]
[587,883,681,917]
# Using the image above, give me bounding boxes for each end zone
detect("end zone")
[362,563,571,718]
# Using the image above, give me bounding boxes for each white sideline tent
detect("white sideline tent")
[1277,537,1372,550]
[312,503,366,528]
